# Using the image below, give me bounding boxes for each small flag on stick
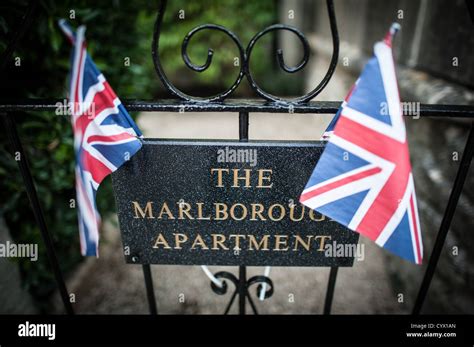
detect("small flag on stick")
[300,23,423,264]
[59,20,143,256]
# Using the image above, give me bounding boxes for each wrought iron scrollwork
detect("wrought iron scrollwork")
[245,24,311,103]
[209,271,274,315]
[152,1,245,102]
[152,0,339,104]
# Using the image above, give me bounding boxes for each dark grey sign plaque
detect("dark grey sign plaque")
[111,140,359,267]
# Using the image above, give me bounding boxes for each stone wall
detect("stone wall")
[280,0,474,313]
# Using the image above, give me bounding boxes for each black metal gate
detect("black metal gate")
[1,0,473,315]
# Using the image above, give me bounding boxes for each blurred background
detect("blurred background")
[0,0,472,314]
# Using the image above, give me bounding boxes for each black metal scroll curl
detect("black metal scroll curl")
[152,0,246,102]
[245,25,310,103]
[152,0,340,104]
[210,271,274,315]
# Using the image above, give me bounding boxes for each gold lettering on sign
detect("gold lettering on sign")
[191,234,209,250]
[131,201,332,223]
[289,205,305,222]
[153,233,171,249]
[150,233,340,252]
[232,169,252,188]
[214,203,229,220]
[210,168,229,187]
[248,235,270,251]
[314,235,332,251]
[211,168,274,189]
[250,203,267,221]
[293,235,313,251]
[310,209,325,221]
[211,234,229,250]
[178,202,194,220]
[256,169,273,188]
[173,233,188,249]
[131,159,348,259]
[268,204,285,221]
[157,202,175,220]
[274,235,289,251]
[132,201,154,219]
[229,234,246,250]
[196,202,211,220]
[230,203,248,221]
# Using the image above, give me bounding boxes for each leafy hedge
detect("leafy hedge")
[0,0,158,310]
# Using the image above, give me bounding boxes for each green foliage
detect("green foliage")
[0,112,80,300]
[0,0,281,310]
[0,0,155,310]
[157,0,279,95]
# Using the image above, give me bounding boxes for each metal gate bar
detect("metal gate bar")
[142,264,158,314]
[238,111,250,315]
[238,265,247,315]
[2,113,74,315]
[324,267,339,314]
[2,100,474,117]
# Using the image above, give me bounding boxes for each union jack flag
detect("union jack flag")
[321,81,357,140]
[59,20,143,256]
[300,24,423,264]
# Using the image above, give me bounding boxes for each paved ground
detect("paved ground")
[52,110,411,314]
